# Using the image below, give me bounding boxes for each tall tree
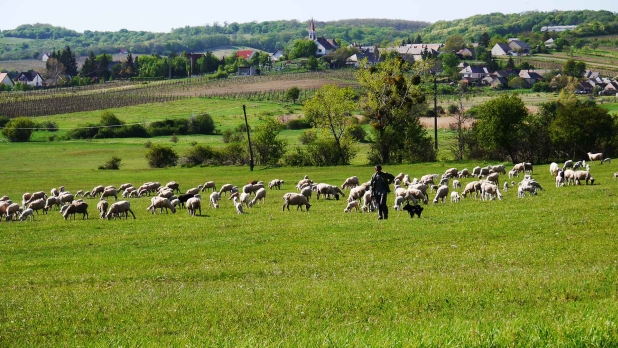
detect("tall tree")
[506,56,515,69]
[44,58,66,85]
[562,59,586,78]
[444,34,466,52]
[59,46,78,76]
[81,51,97,78]
[478,32,490,48]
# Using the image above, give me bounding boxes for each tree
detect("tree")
[356,57,435,164]
[44,58,65,86]
[189,113,216,134]
[1,117,36,142]
[440,52,460,77]
[304,84,357,165]
[287,39,318,59]
[448,92,473,161]
[444,34,466,52]
[99,111,124,127]
[59,46,78,76]
[414,34,422,44]
[145,145,178,168]
[81,51,97,78]
[253,118,287,166]
[473,93,529,163]
[285,87,301,104]
[478,32,490,48]
[306,56,318,70]
[508,77,528,89]
[562,59,586,78]
[506,57,515,69]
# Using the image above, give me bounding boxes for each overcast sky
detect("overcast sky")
[0,0,615,33]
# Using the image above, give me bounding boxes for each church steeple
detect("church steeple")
[308,18,316,40]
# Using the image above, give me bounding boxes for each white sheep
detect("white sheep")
[347,183,369,202]
[555,172,565,187]
[268,179,284,190]
[407,188,428,205]
[452,180,461,190]
[444,168,458,178]
[147,196,176,214]
[462,181,481,199]
[485,172,500,186]
[300,186,313,202]
[315,183,344,200]
[458,168,470,178]
[450,192,460,203]
[251,188,266,206]
[106,201,136,220]
[62,201,89,220]
[27,198,47,215]
[233,196,244,214]
[480,182,502,201]
[97,201,109,219]
[218,184,235,196]
[614,172,618,181]
[393,195,404,211]
[549,162,560,177]
[282,193,311,212]
[362,191,375,212]
[602,158,611,164]
[341,176,359,189]
[432,185,449,204]
[209,192,220,208]
[19,208,34,221]
[185,186,203,195]
[563,160,574,170]
[186,197,202,216]
[201,181,217,192]
[100,188,118,201]
[344,200,360,213]
[25,191,47,206]
[118,183,133,191]
[587,152,603,164]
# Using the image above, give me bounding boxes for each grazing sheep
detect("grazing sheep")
[147,196,176,214]
[409,183,429,198]
[508,170,519,179]
[563,160,574,170]
[361,191,375,212]
[563,169,576,186]
[232,197,244,214]
[185,186,203,195]
[58,193,74,205]
[549,162,560,177]
[21,193,31,207]
[518,184,537,198]
[341,176,360,189]
[432,185,449,204]
[175,193,195,208]
[282,193,311,212]
[296,179,312,190]
[452,180,461,190]
[450,192,461,203]
[97,201,109,219]
[444,168,458,178]
[458,168,470,178]
[602,158,611,164]
[218,184,235,196]
[344,200,360,213]
[62,201,89,220]
[169,199,180,209]
[471,166,481,177]
[489,165,506,175]
[587,152,603,164]
[50,187,59,197]
[100,188,118,201]
[480,183,502,201]
[106,201,136,220]
[347,183,370,202]
[27,198,47,215]
[268,179,284,190]
[512,163,525,174]
[478,166,491,177]
[250,188,267,206]
[462,181,481,199]
[573,161,583,170]
[19,208,34,222]
[118,183,133,191]
[90,185,105,198]
[25,191,47,205]
[420,174,435,185]
[573,170,593,185]
[157,188,174,199]
[300,186,313,202]
[555,172,565,187]
[209,192,220,208]
[315,183,344,200]
[393,195,404,211]
[485,172,500,186]
[164,181,181,194]
[407,188,428,205]
[200,181,217,192]
[438,176,450,187]
[186,197,202,216]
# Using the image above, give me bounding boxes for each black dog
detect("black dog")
[402,203,424,218]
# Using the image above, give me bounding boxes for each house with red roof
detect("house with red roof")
[236,50,257,60]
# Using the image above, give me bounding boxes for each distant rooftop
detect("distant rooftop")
[540,25,578,32]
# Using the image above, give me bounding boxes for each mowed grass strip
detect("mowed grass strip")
[1,140,618,346]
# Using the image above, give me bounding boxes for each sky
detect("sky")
[0,0,615,33]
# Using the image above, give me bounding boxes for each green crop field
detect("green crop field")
[1,133,618,346]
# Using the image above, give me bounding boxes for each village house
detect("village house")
[457,47,475,59]
[236,50,257,61]
[519,70,543,86]
[508,39,531,55]
[459,65,493,80]
[0,72,15,88]
[16,72,44,87]
[41,52,52,62]
[540,25,578,32]
[308,19,339,56]
[380,44,441,63]
[270,50,283,62]
[491,43,512,56]
[237,66,257,76]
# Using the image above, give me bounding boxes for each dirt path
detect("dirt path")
[173,78,357,97]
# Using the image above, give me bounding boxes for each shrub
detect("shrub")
[447,104,459,114]
[148,119,189,136]
[145,145,178,168]
[170,135,179,143]
[1,117,36,142]
[99,111,124,127]
[180,144,220,167]
[219,142,248,165]
[282,147,312,166]
[345,124,367,142]
[98,156,122,170]
[189,113,215,134]
[114,124,150,138]
[299,129,317,145]
[286,118,312,130]
[144,140,152,148]
[36,121,59,132]
[67,124,100,139]
[0,116,10,128]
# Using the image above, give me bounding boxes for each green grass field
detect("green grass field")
[1,133,618,345]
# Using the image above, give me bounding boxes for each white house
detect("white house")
[0,73,14,88]
[491,43,512,56]
[16,72,44,87]
[308,19,338,56]
[459,66,493,80]
[41,53,51,62]
[270,50,284,62]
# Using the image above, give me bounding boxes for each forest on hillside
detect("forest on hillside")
[0,10,617,60]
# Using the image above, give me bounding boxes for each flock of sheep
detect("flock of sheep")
[1,152,614,222]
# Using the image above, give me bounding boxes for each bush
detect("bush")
[148,119,189,136]
[222,129,245,143]
[189,113,215,134]
[67,124,100,139]
[114,124,150,138]
[170,135,179,143]
[144,140,152,148]
[282,147,312,166]
[99,111,124,127]
[0,116,10,128]
[299,129,317,145]
[98,156,122,170]
[180,144,220,167]
[145,145,178,168]
[1,117,36,142]
[286,118,312,130]
[447,104,459,114]
[219,142,248,165]
[345,124,367,142]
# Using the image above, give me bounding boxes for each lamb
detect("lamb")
[230,192,252,208]
[97,201,109,219]
[106,201,136,220]
[268,179,284,190]
[147,196,176,214]
[282,193,311,212]
[503,181,509,192]
[62,201,89,220]
[315,183,344,200]
[344,200,360,213]
[393,195,404,211]
[50,187,59,197]
[450,192,461,203]
[300,186,313,202]
[508,170,519,178]
[200,181,217,192]
[452,180,461,190]
[218,184,235,196]
[27,198,47,215]
[209,192,220,208]
[233,197,244,214]
[100,188,118,201]
[432,185,449,204]
[186,197,202,216]
[165,181,181,194]
[555,171,565,187]
[587,152,603,164]
[341,176,359,189]
[251,188,267,206]
[549,162,560,177]
[19,208,34,221]
[518,184,537,198]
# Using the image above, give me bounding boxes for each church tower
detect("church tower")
[308,18,316,41]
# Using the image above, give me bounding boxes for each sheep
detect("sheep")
[300,186,313,202]
[157,188,174,199]
[409,183,429,198]
[478,166,491,177]
[563,160,574,170]
[347,183,369,202]
[186,197,202,216]
[50,187,59,197]
[602,158,611,164]
[407,188,428,205]
[344,200,360,213]
[118,183,133,191]
[395,173,405,181]
[316,183,344,200]
[438,176,450,187]
[462,181,481,199]
[25,191,47,206]
[209,192,220,208]
[489,164,506,175]
[21,193,31,207]
[62,201,89,220]
[233,197,244,214]
[503,181,509,192]
[19,208,34,222]
[518,184,537,198]
[452,180,461,190]
[229,192,252,208]
[251,188,267,206]
[563,169,576,186]
[185,186,203,195]
[100,188,118,201]
[587,152,603,164]
[90,185,105,198]
[485,172,500,186]
[27,198,47,215]
[147,196,177,214]
[549,162,560,177]
[0,196,9,202]
[512,163,525,174]
[444,168,458,178]
[508,170,519,179]
[296,179,312,190]
[480,183,502,201]
[458,168,470,178]
[520,178,544,192]
[218,184,235,196]
[106,201,136,220]
[432,185,449,204]
[0,201,11,218]
[614,172,618,181]
[169,199,180,209]
[58,193,75,205]
[393,195,404,211]
[361,191,375,212]
[471,166,481,177]
[268,179,284,190]
[282,193,311,212]
[555,172,565,187]
[341,176,359,189]
[200,181,217,192]
[165,181,181,194]
[523,162,533,173]
[75,190,85,198]
[420,174,436,185]
[97,201,109,219]
[450,192,461,203]
[122,187,137,198]
[573,170,593,185]
[573,161,583,170]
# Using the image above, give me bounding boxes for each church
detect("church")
[308,19,339,56]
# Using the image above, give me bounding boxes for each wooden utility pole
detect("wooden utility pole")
[243,105,255,171]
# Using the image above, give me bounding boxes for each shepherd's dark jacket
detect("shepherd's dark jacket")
[370,171,395,194]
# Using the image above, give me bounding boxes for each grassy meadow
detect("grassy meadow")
[1,134,618,346]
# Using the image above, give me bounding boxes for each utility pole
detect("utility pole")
[243,105,255,171]
[433,71,438,150]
